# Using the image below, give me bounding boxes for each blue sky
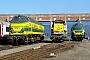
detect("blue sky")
[0,0,90,14]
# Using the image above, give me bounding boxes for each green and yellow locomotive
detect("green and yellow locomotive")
[50,20,68,42]
[9,15,44,45]
[71,21,85,41]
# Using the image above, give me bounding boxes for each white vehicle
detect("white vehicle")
[0,21,10,42]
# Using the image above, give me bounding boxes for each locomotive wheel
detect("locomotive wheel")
[12,40,19,46]
[12,37,19,46]
[38,36,43,43]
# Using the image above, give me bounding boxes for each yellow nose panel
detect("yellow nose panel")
[54,24,64,32]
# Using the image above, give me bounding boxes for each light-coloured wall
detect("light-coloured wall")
[0,13,90,21]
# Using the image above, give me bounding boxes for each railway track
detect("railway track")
[0,41,47,51]
[0,44,35,51]
[0,43,32,51]
[0,41,80,60]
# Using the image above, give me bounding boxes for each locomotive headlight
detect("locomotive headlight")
[82,30,84,34]
[43,34,45,37]
[73,30,75,34]
[82,33,83,34]
[81,30,84,35]
[44,34,45,37]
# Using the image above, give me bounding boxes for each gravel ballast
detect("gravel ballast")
[44,39,90,60]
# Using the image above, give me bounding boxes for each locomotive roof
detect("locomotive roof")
[10,15,43,25]
[72,22,85,30]
[72,23,83,27]
[55,20,65,23]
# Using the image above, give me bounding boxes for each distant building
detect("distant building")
[0,13,90,21]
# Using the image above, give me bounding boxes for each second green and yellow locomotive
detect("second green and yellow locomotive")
[71,21,85,41]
